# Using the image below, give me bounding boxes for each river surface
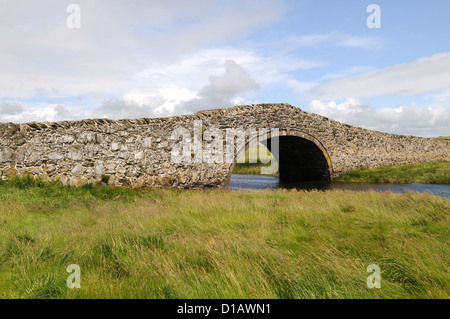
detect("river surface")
[229,174,450,198]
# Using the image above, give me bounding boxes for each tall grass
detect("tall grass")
[0,178,448,299]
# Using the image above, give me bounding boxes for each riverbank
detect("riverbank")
[0,177,448,298]
[337,161,449,184]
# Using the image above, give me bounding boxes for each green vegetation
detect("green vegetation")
[435,136,450,141]
[338,161,450,184]
[232,143,279,176]
[0,176,448,299]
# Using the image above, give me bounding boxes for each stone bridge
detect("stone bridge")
[0,103,448,188]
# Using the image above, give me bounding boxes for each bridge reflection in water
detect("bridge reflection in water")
[229,174,450,198]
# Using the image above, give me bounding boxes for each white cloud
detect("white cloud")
[286,79,317,95]
[0,97,168,123]
[319,65,375,82]
[89,97,168,120]
[174,60,259,115]
[249,32,383,54]
[430,88,450,103]
[124,46,322,115]
[0,101,24,115]
[338,36,384,50]
[0,0,284,99]
[0,102,84,123]
[308,52,450,100]
[3,1,331,122]
[308,98,450,137]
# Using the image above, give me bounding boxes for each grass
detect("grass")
[338,161,450,184]
[0,176,449,299]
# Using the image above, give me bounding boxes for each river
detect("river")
[229,174,450,198]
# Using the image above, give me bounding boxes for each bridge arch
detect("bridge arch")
[226,129,333,186]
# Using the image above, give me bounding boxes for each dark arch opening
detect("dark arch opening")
[267,136,330,182]
[236,135,331,183]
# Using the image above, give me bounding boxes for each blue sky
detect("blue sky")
[0,0,449,136]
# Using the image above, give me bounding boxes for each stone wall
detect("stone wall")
[0,103,448,188]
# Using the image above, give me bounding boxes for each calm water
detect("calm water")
[229,174,450,198]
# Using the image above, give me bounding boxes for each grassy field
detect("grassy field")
[0,176,448,299]
[338,161,450,184]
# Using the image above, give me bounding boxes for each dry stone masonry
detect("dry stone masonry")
[0,103,448,188]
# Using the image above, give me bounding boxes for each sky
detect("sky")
[0,0,449,137]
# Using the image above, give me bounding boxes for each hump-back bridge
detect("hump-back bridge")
[0,103,448,188]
